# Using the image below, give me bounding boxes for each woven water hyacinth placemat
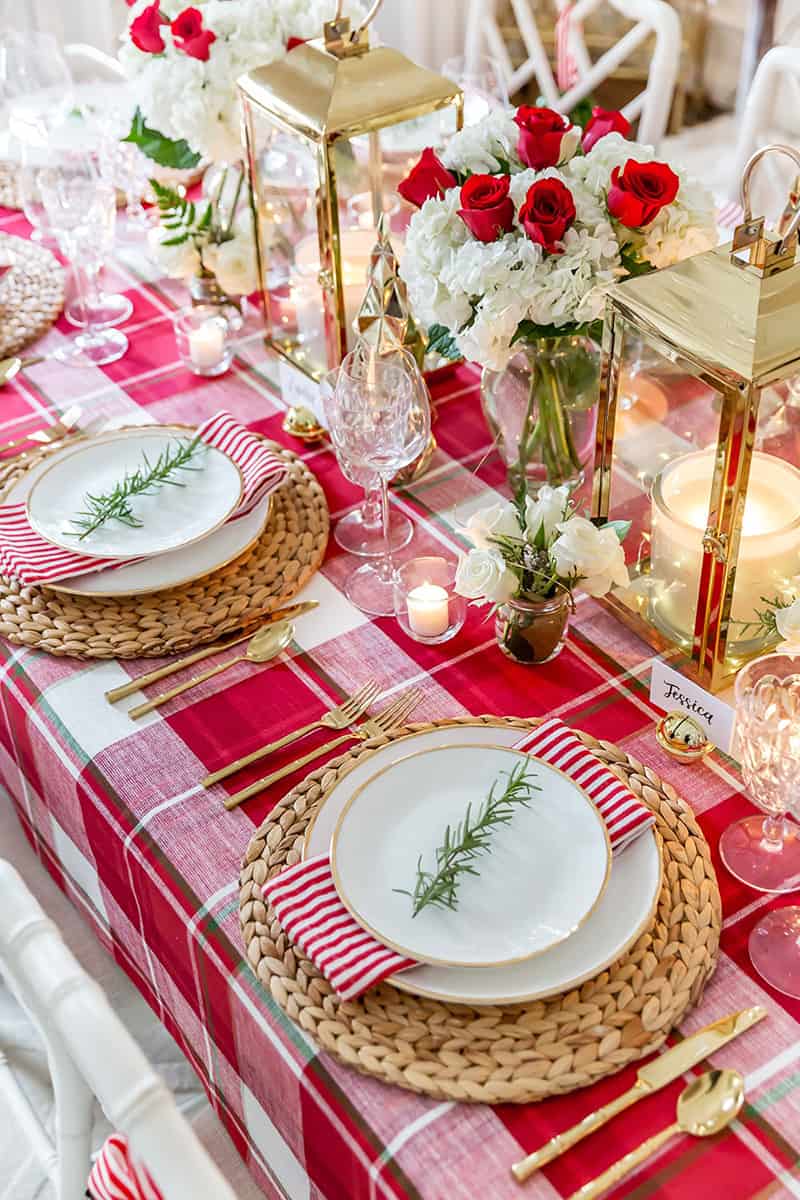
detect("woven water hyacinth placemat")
[240,716,721,1105]
[0,233,65,360]
[0,441,328,659]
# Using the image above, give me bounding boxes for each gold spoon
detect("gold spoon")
[128,621,295,720]
[0,355,44,385]
[568,1069,745,1200]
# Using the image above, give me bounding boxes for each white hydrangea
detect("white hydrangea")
[120,0,367,162]
[403,110,715,370]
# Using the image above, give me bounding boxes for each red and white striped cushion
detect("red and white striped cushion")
[0,410,286,585]
[556,2,580,92]
[87,1133,163,1200]
[263,718,654,1000]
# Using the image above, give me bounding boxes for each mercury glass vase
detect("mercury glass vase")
[481,336,600,494]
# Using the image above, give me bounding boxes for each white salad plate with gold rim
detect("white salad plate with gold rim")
[6,431,269,597]
[329,742,612,969]
[26,426,243,560]
[305,722,662,1005]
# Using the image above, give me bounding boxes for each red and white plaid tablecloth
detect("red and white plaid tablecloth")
[1,204,798,1200]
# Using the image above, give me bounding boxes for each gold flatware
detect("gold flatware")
[129,621,295,720]
[511,1005,766,1182]
[105,602,318,705]
[201,677,381,787]
[0,354,44,386]
[568,1069,745,1200]
[222,687,423,811]
[0,404,82,453]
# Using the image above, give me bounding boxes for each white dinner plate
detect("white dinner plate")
[330,743,611,968]
[5,431,270,597]
[305,723,662,1005]
[27,427,243,560]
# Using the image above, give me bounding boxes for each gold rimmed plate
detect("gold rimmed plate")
[26,426,244,561]
[304,721,662,1004]
[329,743,612,970]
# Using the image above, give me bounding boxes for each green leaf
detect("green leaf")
[569,96,595,130]
[160,233,191,246]
[512,319,603,344]
[619,247,653,278]
[426,323,462,361]
[603,518,632,543]
[123,108,201,170]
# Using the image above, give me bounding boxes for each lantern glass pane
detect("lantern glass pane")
[722,377,800,668]
[604,317,727,651]
[248,111,326,376]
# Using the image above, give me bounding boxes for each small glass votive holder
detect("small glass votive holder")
[393,556,466,645]
[173,305,232,377]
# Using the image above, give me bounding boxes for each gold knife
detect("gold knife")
[104,601,318,705]
[511,1005,766,1184]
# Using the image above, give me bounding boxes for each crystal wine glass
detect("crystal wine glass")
[324,344,430,615]
[39,165,129,367]
[321,369,413,557]
[720,654,800,895]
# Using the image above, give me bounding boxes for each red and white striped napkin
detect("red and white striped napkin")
[262,718,655,1001]
[0,411,286,585]
[88,1132,162,1200]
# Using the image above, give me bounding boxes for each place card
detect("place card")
[650,660,735,754]
[279,358,326,426]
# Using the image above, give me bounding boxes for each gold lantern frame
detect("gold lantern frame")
[238,0,464,379]
[593,145,800,692]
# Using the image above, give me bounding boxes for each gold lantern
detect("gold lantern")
[238,0,463,380]
[593,145,800,692]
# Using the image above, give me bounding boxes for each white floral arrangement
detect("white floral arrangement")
[120,0,366,165]
[148,170,258,296]
[398,106,717,372]
[455,485,630,607]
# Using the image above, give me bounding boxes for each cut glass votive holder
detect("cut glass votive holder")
[173,305,232,377]
[393,556,466,645]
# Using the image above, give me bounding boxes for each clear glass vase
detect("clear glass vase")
[481,336,600,494]
[495,589,571,665]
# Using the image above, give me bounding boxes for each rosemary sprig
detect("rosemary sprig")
[70,435,205,540]
[394,762,540,918]
[733,594,789,639]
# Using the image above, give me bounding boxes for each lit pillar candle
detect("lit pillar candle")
[407,582,450,638]
[650,449,800,644]
[188,320,225,372]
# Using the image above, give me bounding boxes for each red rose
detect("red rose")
[582,107,631,153]
[171,7,216,60]
[518,178,576,254]
[130,2,167,53]
[398,148,457,209]
[457,174,515,243]
[514,106,578,171]
[607,158,680,228]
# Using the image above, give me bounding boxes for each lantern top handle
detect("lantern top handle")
[327,0,384,54]
[733,143,800,273]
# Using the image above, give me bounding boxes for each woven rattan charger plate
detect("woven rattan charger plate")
[240,716,721,1105]
[0,233,65,360]
[0,438,328,659]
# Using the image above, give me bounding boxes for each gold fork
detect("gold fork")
[201,678,381,788]
[221,688,422,811]
[0,404,83,453]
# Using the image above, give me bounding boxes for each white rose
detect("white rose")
[464,500,522,549]
[551,517,629,598]
[147,226,201,280]
[525,485,571,543]
[204,231,258,296]
[455,548,517,605]
[775,598,800,647]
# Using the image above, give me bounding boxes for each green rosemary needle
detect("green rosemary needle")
[394,761,540,918]
[71,435,205,540]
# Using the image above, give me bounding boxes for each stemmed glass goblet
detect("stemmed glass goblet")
[324,344,430,616]
[721,653,800,997]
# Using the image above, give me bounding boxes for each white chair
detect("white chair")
[0,860,238,1200]
[464,0,682,148]
[726,45,800,224]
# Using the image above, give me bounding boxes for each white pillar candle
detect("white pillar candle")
[407,582,450,638]
[188,320,225,372]
[650,449,800,644]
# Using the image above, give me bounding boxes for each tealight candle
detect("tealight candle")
[407,581,450,638]
[188,320,225,372]
[650,448,800,644]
